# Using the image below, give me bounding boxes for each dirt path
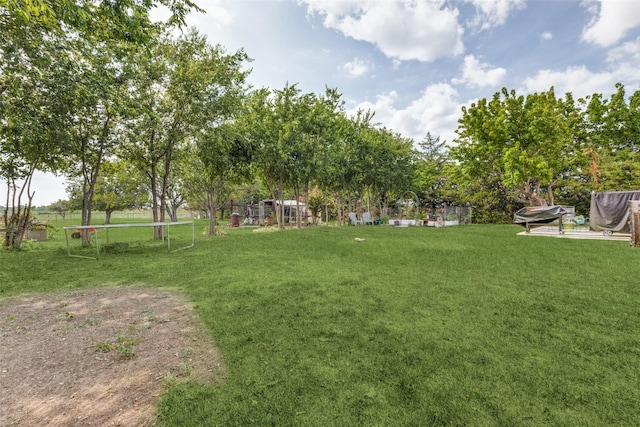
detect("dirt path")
[0,287,225,426]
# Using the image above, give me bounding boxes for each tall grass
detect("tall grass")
[1,223,639,425]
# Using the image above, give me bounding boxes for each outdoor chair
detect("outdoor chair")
[348,212,362,226]
[362,212,374,225]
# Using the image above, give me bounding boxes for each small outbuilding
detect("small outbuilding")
[258,200,313,226]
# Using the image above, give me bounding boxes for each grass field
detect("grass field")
[1,221,639,426]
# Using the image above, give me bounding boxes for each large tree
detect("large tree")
[414,132,450,210]
[346,123,416,219]
[123,29,250,237]
[1,0,200,39]
[584,84,640,192]
[244,87,289,227]
[453,87,585,207]
[1,0,200,247]
[191,121,253,234]
[312,91,353,225]
[1,29,72,246]
[64,36,134,245]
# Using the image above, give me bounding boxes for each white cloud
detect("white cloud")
[187,0,234,27]
[347,84,463,144]
[299,0,363,27]
[522,32,640,99]
[606,37,640,64]
[342,57,372,78]
[465,0,526,31]
[152,0,233,30]
[581,0,640,47]
[541,31,553,41]
[348,91,399,128]
[521,65,617,99]
[604,37,640,84]
[451,54,506,88]
[404,84,463,144]
[300,0,464,62]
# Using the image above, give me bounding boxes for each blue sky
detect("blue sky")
[21,0,640,205]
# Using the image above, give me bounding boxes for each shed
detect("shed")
[258,200,313,226]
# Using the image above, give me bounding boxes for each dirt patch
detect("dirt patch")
[0,287,225,426]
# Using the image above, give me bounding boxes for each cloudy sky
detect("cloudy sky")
[21,0,640,205]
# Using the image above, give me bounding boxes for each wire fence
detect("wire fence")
[35,210,196,222]
[387,205,473,225]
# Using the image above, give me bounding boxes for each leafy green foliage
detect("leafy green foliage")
[66,159,149,223]
[95,327,142,358]
[451,83,640,218]
[413,132,450,209]
[0,0,201,41]
[584,84,640,191]
[1,0,201,247]
[121,29,251,234]
[453,87,585,207]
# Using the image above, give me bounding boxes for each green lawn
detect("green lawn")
[2,222,639,426]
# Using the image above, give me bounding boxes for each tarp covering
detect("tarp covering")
[513,206,568,226]
[590,190,640,233]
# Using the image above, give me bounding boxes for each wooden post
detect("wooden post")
[630,201,640,247]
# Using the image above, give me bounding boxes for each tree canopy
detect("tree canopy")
[451,84,640,219]
[4,0,640,245]
[1,0,201,246]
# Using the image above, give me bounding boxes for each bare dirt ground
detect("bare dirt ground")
[0,287,225,426]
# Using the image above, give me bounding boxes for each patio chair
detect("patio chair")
[362,212,374,225]
[348,212,362,226]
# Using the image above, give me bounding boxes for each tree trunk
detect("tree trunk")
[3,164,36,248]
[294,186,302,229]
[80,155,100,247]
[80,113,112,246]
[105,209,113,224]
[165,204,178,222]
[277,180,285,229]
[529,192,548,206]
[159,152,171,227]
[547,182,556,206]
[304,184,310,227]
[150,162,162,239]
[324,194,329,226]
[207,189,217,235]
[80,188,94,246]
